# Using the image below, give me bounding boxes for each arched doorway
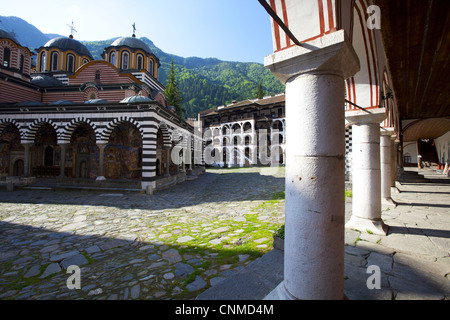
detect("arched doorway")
[44,146,54,167]
[78,160,89,178]
[32,123,57,177]
[13,159,24,176]
[0,123,23,176]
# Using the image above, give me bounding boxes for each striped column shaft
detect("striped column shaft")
[141,117,158,183]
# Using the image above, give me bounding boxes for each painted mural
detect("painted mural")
[70,123,98,179]
[0,124,23,176]
[30,123,58,177]
[105,122,142,180]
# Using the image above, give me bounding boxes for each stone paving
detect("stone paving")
[0,167,286,300]
[343,174,450,300]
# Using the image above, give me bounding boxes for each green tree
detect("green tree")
[256,80,265,99]
[165,60,185,118]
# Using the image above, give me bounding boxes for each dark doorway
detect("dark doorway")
[13,159,24,176]
[44,146,54,167]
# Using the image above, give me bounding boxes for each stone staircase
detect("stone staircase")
[398,169,430,183]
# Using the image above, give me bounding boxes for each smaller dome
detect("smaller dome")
[31,75,64,88]
[84,99,110,104]
[110,36,152,55]
[0,29,20,45]
[15,101,45,106]
[43,36,93,60]
[49,100,75,105]
[120,95,153,104]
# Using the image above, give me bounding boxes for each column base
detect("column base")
[264,281,347,300]
[382,197,398,207]
[391,186,401,194]
[345,216,388,236]
[96,176,106,181]
[264,281,298,300]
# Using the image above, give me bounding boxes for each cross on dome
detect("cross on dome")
[68,21,77,39]
[132,23,136,38]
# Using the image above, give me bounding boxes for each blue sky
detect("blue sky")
[1,0,274,63]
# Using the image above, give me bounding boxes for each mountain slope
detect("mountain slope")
[0,16,49,49]
[80,37,284,118]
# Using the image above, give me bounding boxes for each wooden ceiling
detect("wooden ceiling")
[375,0,450,122]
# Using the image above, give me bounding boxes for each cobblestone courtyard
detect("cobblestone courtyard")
[0,167,286,300]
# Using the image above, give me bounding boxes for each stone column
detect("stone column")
[392,139,401,193]
[59,144,68,179]
[22,143,32,177]
[345,109,388,235]
[96,143,107,180]
[264,30,360,300]
[380,129,397,207]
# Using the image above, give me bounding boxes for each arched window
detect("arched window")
[50,51,59,71]
[95,70,101,81]
[110,52,116,66]
[40,52,46,71]
[3,48,11,68]
[19,54,24,73]
[149,59,154,76]
[122,52,129,69]
[67,54,75,73]
[137,54,144,70]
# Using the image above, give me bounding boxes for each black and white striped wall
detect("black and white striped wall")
[0,101,196,190]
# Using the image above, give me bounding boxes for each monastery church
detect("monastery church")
[0,26,204,193]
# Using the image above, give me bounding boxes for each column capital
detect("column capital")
[345,108,387,125]
[264,30,360,84]
[380,127,395,136]
[97,143,108,150]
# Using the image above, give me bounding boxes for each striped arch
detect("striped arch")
[23,118,59,144]
[60,117,99,144]
[83,86,99,101]
[158,122,172,148]
[346,0,380,110]
[100,116,143,144]
[0,119,23,139]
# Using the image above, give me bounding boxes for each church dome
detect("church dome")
[43,36,93,60]
[0,29,20,45]
[110,35,152,55]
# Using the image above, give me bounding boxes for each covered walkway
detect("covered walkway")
[198,169,450,300]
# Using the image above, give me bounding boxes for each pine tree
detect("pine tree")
[165,60,185,118]
[256,80,265,99]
